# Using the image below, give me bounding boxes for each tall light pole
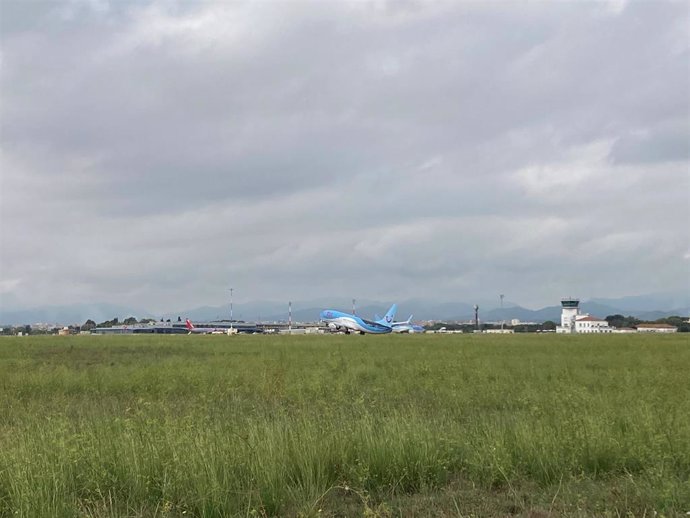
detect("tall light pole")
[474,304,479,332]
[288,301,292,334]
[229,287,233,331]
[500,294,504,331]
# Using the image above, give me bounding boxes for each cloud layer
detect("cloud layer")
[1,0,688,312]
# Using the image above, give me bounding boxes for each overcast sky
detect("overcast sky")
[1,0,688,313]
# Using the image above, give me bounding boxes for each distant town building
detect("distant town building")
[509,318,539,326]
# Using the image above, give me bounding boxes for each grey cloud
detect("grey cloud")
[610,120,689,164]
[1,1,688,312]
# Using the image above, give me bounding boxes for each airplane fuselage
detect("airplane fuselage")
[391,323,425,333]
[320,310,393,334]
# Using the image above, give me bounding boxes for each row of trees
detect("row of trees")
[425,321,557,333]
[1,325,33,336]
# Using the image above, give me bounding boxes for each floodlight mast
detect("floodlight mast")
[500,294,505,331]
[229,287,233,331]
[474,304,479,331]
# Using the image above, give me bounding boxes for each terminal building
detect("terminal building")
[91,321,262,335]
[556,298,612,334]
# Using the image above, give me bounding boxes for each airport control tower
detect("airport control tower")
[558,298,580,333]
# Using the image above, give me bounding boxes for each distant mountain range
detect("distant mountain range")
[1,291,687,326]
[0,303,156,327]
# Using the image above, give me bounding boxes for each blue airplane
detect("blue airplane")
[320,304,397,334]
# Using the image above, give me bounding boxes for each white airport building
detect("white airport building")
[556,298,612,334]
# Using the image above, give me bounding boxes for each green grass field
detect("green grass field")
[0,334,688,517]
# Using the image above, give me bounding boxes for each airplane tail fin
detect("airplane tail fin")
[392,315,413,326]
[376,304,397,326]
[185,318,194,331]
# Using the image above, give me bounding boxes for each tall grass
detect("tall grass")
[0,334,688,516]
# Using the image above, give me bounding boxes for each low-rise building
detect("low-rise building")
[612,327,637,334]
[574,315,612,333]
[636,323,678,333]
